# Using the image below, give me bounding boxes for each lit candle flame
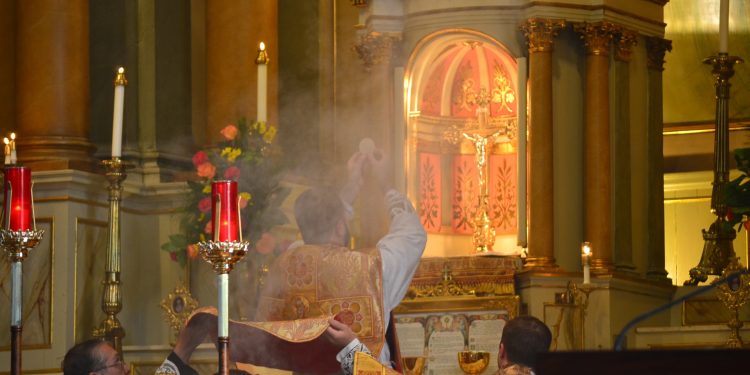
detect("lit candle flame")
[118,66,125,74]
[10,132,15,141]
[3,137,8,145]
[582,242,591,256]
[259,42,265,51]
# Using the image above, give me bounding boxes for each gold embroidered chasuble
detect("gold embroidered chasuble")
[186,244,386,373]
[256,244,387,358]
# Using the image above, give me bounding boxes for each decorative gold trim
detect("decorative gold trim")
[160,284,200,345]
[113,67,128,86]
[395,295,520,318]
[353,32,402,71]
[406,3,666,29]
[519,18,566,53]
[573,22,617,56]
[645,36,673,71]
[614,27,638,62]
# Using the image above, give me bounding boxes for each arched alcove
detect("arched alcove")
[404,29,522,257]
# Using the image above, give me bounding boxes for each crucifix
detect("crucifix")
[445,88,514,252]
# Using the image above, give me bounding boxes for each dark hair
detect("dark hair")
[294,187,345,244]
[501,316,552,368]
[62,338,107,375]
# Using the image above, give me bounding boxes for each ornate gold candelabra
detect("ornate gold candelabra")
[444,89,515,253]
[93,158,128,355]
[1,229,44,375]
[715,257,750,348]
[685,53,744,285]
[198,240,249,375]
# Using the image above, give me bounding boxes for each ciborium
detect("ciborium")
[457,350,490,375]
[401,356,426,375]
[198,180,250,375]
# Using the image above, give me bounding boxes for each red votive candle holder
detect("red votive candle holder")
[2,166,33,231]
[211,180,239,242]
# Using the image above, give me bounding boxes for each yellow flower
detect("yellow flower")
[253,121,267,135]
[202,184,211,194]
[263,125,277,144]
[221,147,242,162]
[239,192,252,208]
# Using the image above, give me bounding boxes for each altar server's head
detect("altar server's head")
[498,315,552,370]
[295,186,348,246]
[62,338,129,375]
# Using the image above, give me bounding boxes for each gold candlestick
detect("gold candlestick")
[457,351,490,375]
[198,239,249,375]
[93,158,128,356]
[1,228,44,375]
[685,53,744,285]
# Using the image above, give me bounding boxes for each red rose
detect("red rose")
[192,151,209,167]
[198,197,212,213]
[169,251,178,262]
[224,166,241,180]
[204,221,213,234]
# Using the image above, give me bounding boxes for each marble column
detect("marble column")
[644,36,672,281]
[574,22,616,274]
[612,28,638,274]
[16,0,95,170]
[519,18,565,270]
[205,0,278,145]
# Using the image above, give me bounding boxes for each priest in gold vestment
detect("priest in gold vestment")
[255,150,427,372]
[159,151,426,374]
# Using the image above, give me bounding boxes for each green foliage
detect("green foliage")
[161,118,289,267]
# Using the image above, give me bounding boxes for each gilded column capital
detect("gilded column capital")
[614,28,638,62]
[574,22,617,56]
[353,32,402,71]
[519,18,566,53]
[645,36,673,71]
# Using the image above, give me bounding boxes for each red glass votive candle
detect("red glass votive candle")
[2,166,33,230]
[211,180,239,242]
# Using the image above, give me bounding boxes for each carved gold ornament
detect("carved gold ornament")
[574,22,617,56]
[160,284,200,344]
[519,18,566,53]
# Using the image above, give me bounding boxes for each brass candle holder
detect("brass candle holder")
[1,228,44,375]
[685,53,744,285]
[198,239,249,375]
[93,158,128,355]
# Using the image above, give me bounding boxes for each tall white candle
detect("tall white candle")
[516,57,528,248]
[582,242,591,285]
[719,0,729,53]
[10,132,17,164]
[4,137,10,165]
[218,273,229,337]
[112,67,127,158]
[11,262,22,326]
[256,42,269,123]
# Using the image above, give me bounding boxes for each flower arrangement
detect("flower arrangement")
[725,147,750,232]
[161,118,290,267]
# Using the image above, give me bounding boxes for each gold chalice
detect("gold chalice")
[402,356,426,375]
[458,351,490,375]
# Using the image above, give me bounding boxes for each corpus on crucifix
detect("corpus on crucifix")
[445,88,515,253]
